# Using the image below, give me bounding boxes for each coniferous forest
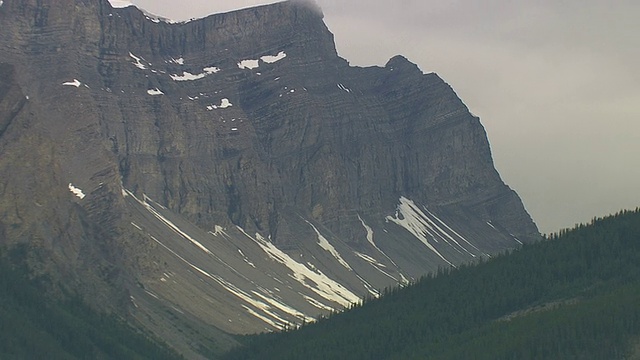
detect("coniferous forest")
[225,208,640,360]
[0,246,182,360]
[2,208,640,359]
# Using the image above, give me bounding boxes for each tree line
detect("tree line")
[225,207,640,360]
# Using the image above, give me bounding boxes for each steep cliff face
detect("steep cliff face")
[0,0,539,356]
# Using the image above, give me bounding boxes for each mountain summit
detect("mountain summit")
[0,0,538,356]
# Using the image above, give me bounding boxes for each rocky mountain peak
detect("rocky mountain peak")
[102,0,336,67]
[0,0,539,356]
[385,54,423,74]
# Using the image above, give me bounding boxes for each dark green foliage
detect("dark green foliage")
[225,208,640,360]
[0,250,182,360]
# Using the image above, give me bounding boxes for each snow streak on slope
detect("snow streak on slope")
[252,291,310,322]
[354,252,398,281]
[129,52,148,70]
[354,252,385,268]
[62,79,82,87]
[386,197,459,266]
[358,215,400,268]
[145,233,296,330]
[302,295,334,311]
[304,220,352,270]
[126,192,316,330]
[423,207,484,256]
[238,249,256,268]
[238,229,360,307]
[358,215,409,285]
[147,88,164,96]
[125,190,212,255]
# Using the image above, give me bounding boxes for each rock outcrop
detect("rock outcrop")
[0,0,539,357]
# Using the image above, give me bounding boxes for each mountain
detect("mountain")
[0,246,182,360]
[225,208,640,360]
[0,0,538,357]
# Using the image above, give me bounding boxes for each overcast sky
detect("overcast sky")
[128,0,640,234]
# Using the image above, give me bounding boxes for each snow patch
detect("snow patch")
[147,88,164,96]
[237,59,259,70]
[170,67,220,81]
[62,79,82,87]
[129,52,148,70]
[108,0,133,8]
[209,225,227,237]
[143,11,184,24]
[203,66,221,74]
[170,71,207,81]
[238,51,287,70]
[261,51,287,64]
[68,183,85,199]
[208,98,233,110]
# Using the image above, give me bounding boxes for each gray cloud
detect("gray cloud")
[130,0,640,233]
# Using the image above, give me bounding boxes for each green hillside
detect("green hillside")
[0,246,181,360]
[225,208,640,360]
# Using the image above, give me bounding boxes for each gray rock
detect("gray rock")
[0,0,539,356]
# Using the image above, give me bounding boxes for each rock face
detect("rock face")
[0,0,539,357]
